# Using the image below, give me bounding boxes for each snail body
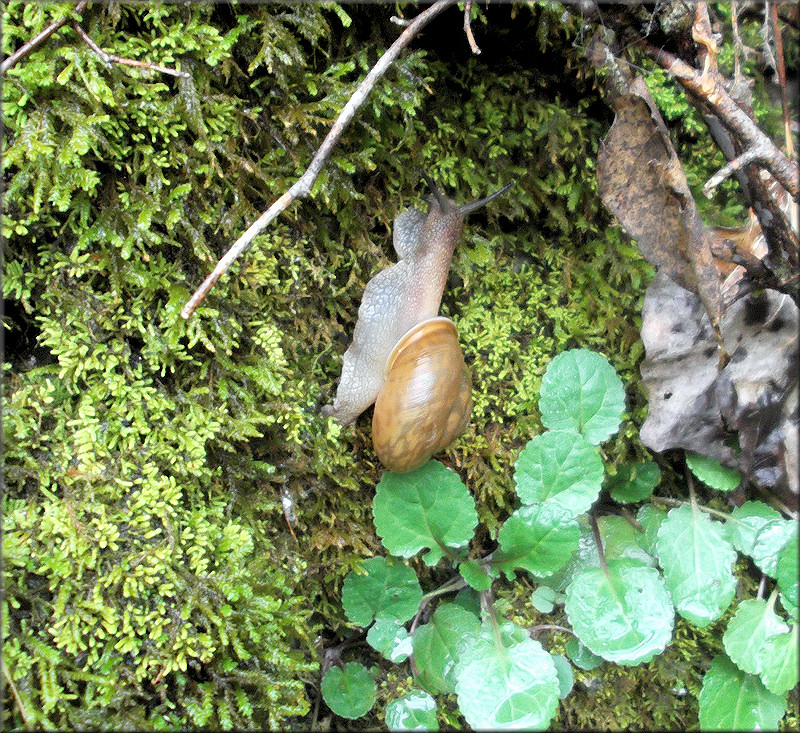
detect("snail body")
[323,178,511,472]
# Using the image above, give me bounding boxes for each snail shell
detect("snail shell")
[372,317,472,473]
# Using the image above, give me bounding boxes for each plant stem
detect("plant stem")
[589,513,609,577]
[1,0,90,74]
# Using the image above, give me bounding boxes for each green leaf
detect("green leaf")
[321,662,376,720]
[412,604,481,695]
[777,533,798,611]
[698,654,786,731]
[453,587,481,617]
[722,597,789,675]
[454,621,560,730]
[565,638,604,670]
[550,654,574,699]
[538,349,625,445]
[458,559,494,591]
[726,501,782,556]
[596,515,655,568]
[685,452,741,491]
[635,504,667,556]
[758,625,799,695]
[341,557,422,627]
[373,461,478,565]
[494,502,580,579]
[565,560,674,665]
[514,430,604,516]
[751,520,797,578]
[655,505,737,627]
[606,460,661,504]
[367,619,413,663]
[384,690,439,731]
[530,586,557,614]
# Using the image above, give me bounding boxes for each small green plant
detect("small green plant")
[321,348,798,730]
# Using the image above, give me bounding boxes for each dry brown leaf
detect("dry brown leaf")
[597,76,724,329]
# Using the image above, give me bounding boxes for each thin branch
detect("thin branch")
[529,624,574,637]
[769,2,794,158]
[181,0,458,319]
[464,1,482,55]
[1,0,89,75]
[703,145,770,197]
[642,41,799,202]
[2,659,33,728]
[73,22,189,78]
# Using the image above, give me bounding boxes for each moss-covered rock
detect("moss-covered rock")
[3,1,792,729]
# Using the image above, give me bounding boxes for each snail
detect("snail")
[323,176,512,472]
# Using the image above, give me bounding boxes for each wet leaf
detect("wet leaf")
[385,690,438,731]
[565,559,674,665]
[538,349,625,445]
[321,662,376,720]
[698,654,786,731]
[373,461,477,565]
[454,621,560,730]
[656,505,737,626]
[341,557,422,627]
[514,430,604,516]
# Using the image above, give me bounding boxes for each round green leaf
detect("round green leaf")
[367,619,413,663]
[458,559,494,591]
[412,603,481,695]
[685,452,741,491]
[777,533,798,610]
[698,654,786,731]
[385,690,439,731]
[454,621,560,730]
[494,502,580,579]
[607,460,661,504]
[374,461,477,565]
[531,586,557,614]
[565,560,674,665]
[722,598,789,676]
[565,638,604,671]
[758,625,799,696]
[655,505,737,627]
[514,430,604,516]
[321,662,376,720]
[341,557,422,627]
[538,349,625,444]
[550,654,574,699]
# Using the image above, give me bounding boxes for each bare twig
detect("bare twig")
[181,0,458,319]
[642,42,799,201]
[464,1,482,55]
[769,2,794,157]
[73,22,189,78]
[530,624,574,637]
[2,659,32,727]
[1,0,89,75]
[703,145,770,197]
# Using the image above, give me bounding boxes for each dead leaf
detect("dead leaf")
[597,76,724,329]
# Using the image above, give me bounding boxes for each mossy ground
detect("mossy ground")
[2,2,794,729]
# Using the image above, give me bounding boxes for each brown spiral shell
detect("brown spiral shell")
[372,317,472,473]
